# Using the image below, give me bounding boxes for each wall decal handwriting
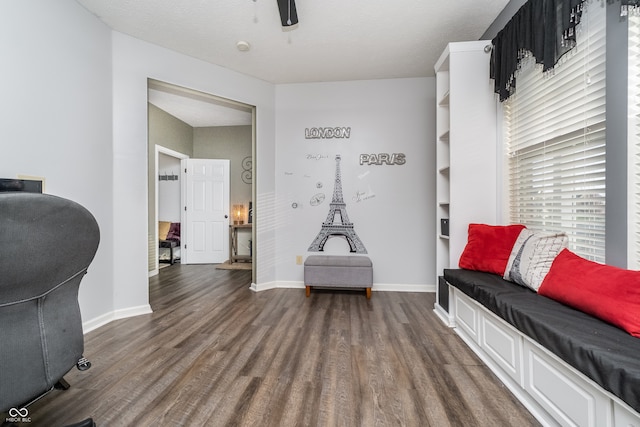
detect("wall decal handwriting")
[353,189,376,203]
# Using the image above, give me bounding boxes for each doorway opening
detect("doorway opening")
[147,79,256,283]
[156,147,188,269]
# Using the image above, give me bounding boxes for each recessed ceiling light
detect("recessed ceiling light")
[236,41,251,52]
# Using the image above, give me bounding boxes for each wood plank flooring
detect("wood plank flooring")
[20,264,540,426]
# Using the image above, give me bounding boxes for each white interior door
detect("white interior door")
[182,159,230,264]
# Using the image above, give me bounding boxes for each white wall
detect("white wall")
[1,0,276,330]
[0,1,115,324]
[111,31,277,313]
[1,1,435,332]
[274,79,436,290]
[158,154,181,222]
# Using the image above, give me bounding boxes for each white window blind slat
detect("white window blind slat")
[630,15,640,269]
[505,2,606,263]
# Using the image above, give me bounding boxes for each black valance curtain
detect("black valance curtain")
[491,0,640,102]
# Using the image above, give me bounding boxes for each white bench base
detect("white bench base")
[447,285,640,427]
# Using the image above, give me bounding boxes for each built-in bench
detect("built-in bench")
[304,255,373,298]
[443,268,640,427]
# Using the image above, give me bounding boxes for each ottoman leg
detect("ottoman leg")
[306,285,311,297]
[366,288,371,299]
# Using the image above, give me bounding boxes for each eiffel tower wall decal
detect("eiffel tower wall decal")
[308,154,367,253]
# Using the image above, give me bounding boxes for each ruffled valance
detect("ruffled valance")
[621,0,640,15]
[491,0,640,102]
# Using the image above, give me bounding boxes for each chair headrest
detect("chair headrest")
[0,193,100,305]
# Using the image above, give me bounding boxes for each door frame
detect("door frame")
[153,145,189,275]
[147,79,257,283]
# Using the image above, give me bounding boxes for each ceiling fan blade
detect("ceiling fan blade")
[276,0,298,27]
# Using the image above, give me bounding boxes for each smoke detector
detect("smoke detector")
[236,41,251,52]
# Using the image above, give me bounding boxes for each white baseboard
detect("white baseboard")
[272,281,305,289]
[433,303,453,326]
[82,304,153,334]
[250,281,279,292]
[250,281,435,293]
[374,283,435,293]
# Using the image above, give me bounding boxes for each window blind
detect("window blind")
[629,14,640,269]
[504,2,606,263]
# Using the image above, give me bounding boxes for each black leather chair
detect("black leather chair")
[0,193,99,425]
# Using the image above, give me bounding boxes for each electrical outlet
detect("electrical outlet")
[296,255,303,265]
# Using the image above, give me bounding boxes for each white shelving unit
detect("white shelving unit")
[434,41,498,324]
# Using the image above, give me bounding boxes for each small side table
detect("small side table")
[229,223,252,264]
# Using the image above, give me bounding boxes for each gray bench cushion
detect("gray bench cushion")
[304,255,372,288]
[304,255,372,268]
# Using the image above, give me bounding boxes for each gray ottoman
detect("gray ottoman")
[304,255,373,298]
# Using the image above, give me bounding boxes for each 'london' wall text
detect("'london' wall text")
[305,127,351,139]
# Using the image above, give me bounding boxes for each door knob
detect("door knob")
[224,215,228,218]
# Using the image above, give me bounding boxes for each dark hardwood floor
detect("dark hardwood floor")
[21,264,539,426]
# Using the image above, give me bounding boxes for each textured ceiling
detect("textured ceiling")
[148,81,253,127]
[76,0,508,84]
[75,0,509,126]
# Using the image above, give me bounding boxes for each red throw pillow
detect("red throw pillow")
[539,249,640,338]
[458,223,526,275]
